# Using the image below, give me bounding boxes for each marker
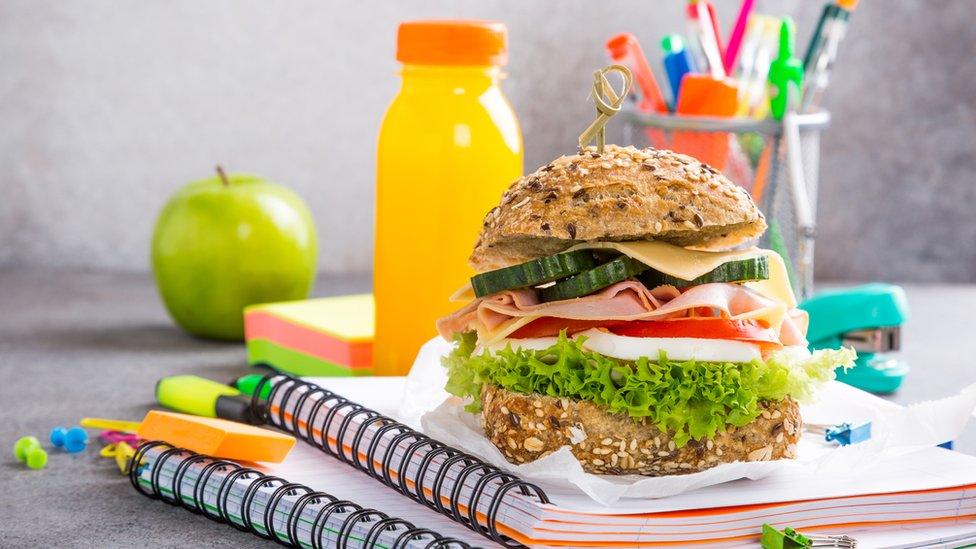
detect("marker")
[605,33,669,113]
[661,35,695,105]
[673,74,738,170]
[233,373,273,400]
[723,0,755,75]
[155,374,260,424]
[767,16,803,121]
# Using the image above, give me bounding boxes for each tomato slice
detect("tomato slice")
[608,318,781,348]
[509,317,629,339]
[509,317,781,349]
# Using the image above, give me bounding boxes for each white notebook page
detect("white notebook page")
[296,376,976,546]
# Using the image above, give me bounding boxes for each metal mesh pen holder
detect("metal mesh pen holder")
[621,108,830,301]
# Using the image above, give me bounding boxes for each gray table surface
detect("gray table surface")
[2,269,975,548]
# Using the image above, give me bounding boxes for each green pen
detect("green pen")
[155,375,260,424]
[767,17,804,120]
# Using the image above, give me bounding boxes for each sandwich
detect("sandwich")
[436,145,854,476]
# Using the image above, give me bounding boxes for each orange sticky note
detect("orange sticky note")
[137,410,295,463]
[674,75,739,170]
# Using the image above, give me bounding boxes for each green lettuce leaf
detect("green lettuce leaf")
[442,331,855,447]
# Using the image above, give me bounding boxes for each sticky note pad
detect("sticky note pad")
[138,411,295,463]
[244,294,373,376]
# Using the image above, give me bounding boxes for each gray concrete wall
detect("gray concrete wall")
[1,1,974,281]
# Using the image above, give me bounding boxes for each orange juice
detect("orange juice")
[374,21,522,375]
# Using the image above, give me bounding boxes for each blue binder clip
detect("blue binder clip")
[807,422,872,446]
[825,422,872,446]
[760,523,857,548]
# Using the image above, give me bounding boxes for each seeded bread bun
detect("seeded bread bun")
[481,384,800,476]
[470,145,766,272]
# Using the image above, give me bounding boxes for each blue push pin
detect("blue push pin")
[50,426,67,447]
[50,426,88,453]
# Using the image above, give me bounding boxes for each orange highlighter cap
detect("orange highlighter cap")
[397,20,508,66]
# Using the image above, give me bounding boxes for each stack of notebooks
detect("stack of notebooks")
[244,294,373,376]
[130,376,976,548]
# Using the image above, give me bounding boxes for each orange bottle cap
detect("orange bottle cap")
[397,20,507,66]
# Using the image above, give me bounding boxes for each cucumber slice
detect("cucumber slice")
[639,256,769,289]
[471,250,599,297]
[540,256,649,302]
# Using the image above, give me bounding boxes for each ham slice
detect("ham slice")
[436,282,808,346]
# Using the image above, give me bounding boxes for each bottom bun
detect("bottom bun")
[481,384,801,476]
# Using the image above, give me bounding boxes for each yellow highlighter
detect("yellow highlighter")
[155,374,259,424]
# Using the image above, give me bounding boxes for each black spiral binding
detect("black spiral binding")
[129,441,472,549]
[250,374,550,547]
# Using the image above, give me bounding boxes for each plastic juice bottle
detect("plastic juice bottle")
[374,20,522,375]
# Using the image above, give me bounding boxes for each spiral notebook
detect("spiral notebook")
[127,373,976,547]
[242,374,976,548]
[129,440,483,548]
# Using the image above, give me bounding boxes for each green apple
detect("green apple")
[152,168,317,340]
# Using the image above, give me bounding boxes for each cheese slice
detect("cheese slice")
[567,241,797,308]
[477,315,540,346]
[449,283,476,303]
[452,241,797,308]
[744,251,796,308]
[566,240,763,280]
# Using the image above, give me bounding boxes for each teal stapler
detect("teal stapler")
[800,283,910,394]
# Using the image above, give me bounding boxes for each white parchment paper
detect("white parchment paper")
[399,338,976,506]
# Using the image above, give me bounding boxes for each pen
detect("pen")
[661,34,696,105]
[686,0,725,79]
[698,0,726,66]
[801,0,858,112]
[606,33,669,113]
[802,1,838,72]
[723,0,755,75]
[736,14,778,118]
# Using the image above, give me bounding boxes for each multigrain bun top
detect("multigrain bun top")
[470,145,767,271]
